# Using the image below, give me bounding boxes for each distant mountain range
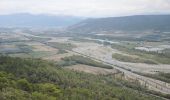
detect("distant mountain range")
[1,14,170,32]
[0,13,83,27]
[68,15,170,33]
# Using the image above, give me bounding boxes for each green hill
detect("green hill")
[68,15,170,33]
[0,56,167,100]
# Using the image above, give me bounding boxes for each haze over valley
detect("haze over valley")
[0,0,170,100]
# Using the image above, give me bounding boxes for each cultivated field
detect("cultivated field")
[1,28,170,96]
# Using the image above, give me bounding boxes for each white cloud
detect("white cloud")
[0,0,170,17]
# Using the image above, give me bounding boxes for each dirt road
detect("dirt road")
[72,46,170,94]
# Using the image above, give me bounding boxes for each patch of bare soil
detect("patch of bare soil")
[72,41,170,74]
[32,45,58,52]
[43,52,75,61]
[47,37,70,43]
[0,44,16,48]
[26,42,58,52]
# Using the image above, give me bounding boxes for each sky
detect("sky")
[0,0,170,17]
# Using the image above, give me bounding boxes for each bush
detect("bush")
[112,53,157,64]
[62,55,113,69]
[17,79,32,92]
[36,83,61,97]
[31,92,56,100]
[0,56,164,100]
[0,87,31,100]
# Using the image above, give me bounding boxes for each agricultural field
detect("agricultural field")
[1,30,170,75]
[0,3,170,99]
[0,28,170,99]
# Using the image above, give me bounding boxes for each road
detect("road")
[19,31,170,94]
[71,49,170,94]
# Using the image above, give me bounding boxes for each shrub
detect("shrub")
[17,79,32,92]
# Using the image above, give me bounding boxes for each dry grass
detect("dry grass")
[32,45,58,52]
[43,52,75,61]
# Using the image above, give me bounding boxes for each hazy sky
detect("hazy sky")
[0,0,170,17]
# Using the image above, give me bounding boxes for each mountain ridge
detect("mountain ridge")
[0,13,83,27]
[68,15,170,33]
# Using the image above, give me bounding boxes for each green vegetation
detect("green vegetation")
[162,48,170,57]
[48,42,76,50]
[70,37,101,44]
[112,53,157,64]
[0,72,61,100]
[16,44,33,53]
[56,60,76,67]
[111,44,170,64]
[9,53,31,58]
[135,72,170,83]
[0,56,165,100]
[9,51,58,58]
[61,55,113,69]
[26,36,51,42]
[57,49,68,54]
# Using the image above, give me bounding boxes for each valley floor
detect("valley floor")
[0,29,170,99]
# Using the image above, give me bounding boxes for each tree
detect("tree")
[17,79,32,92]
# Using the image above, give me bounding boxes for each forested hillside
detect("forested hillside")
[68,15,170,33]
[0,56,164,100]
